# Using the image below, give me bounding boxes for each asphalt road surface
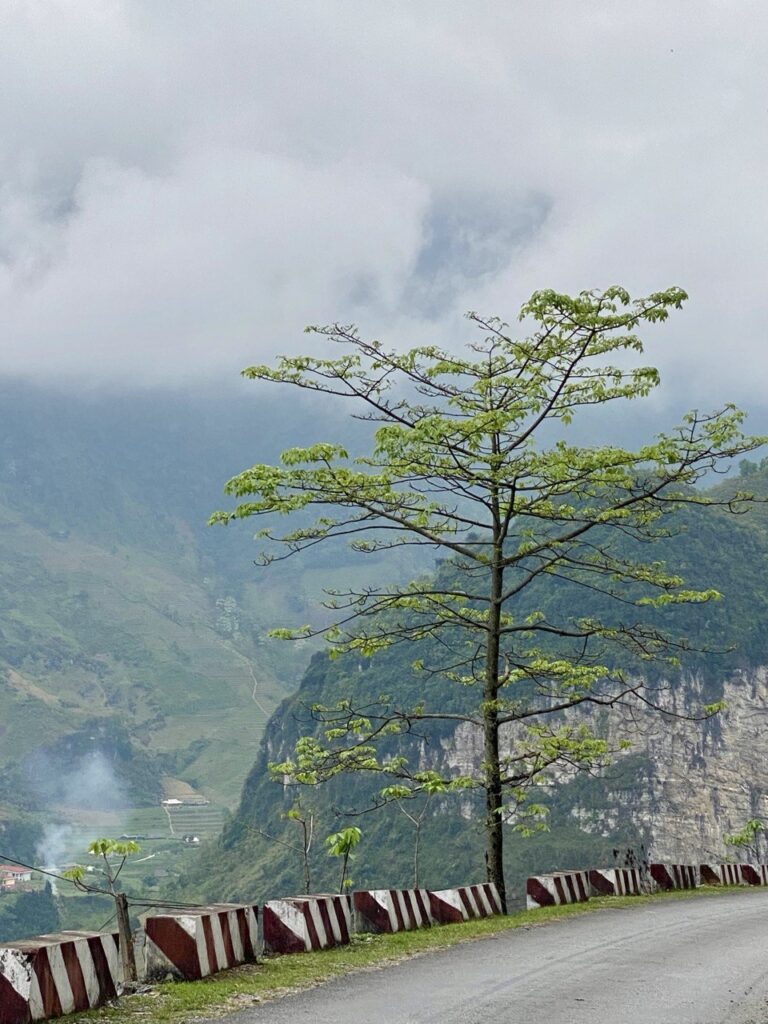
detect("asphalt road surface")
[206,890,768,1024]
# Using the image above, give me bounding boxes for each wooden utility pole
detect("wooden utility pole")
[114,891,138,983]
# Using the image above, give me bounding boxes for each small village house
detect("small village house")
[0,865,33,892]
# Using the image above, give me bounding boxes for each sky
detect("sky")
[1,1,767,415]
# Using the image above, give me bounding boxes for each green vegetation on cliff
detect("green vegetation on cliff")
[0,383,426,927]
[188,289,766,906]
[186,463,768,903]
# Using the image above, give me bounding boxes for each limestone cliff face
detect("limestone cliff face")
[602,668,768,863]
[224,647,768,900]
[424,669,768,863]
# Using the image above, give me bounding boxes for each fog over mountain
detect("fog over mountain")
[2,1,768,943]
[1,1,767,402]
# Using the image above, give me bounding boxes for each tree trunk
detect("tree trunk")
[115,891,138,984]
[302,818,311,895]
[483,708,506,912]
[303,852,311,895]
[414,822,421,889]
[483,544,507,913]
[340,853,349,894]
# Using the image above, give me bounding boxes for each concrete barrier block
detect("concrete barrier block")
[353,889,433,933]
[701,863,766,886]
[526,871,590,910]
[740,864,762,886]
[263,895,351,954]
[428,883,502,924]
[144,904,258,981]
[588,867,643,897]
[0,930,120,1024]
[650,863,698,891]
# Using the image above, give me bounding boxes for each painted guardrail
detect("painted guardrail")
[11,862,768,1021]
[700,863,768,886]
[0,929,121,1024]
[526,858,768,914]
[144,903,259,981]
[262,884,503,953]
[262,894,353,954]
[526,862,702,910]
[353,888,433,933]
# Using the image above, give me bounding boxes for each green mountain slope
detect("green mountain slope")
[0,492,288,807]
[183,468,768,904]
[0,382,425,923]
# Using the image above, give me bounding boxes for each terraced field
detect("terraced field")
[54,803,225,864]
[50,800,230,930]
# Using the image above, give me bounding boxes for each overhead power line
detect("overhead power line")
[0,850,211,911]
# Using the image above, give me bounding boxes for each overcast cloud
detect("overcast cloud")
[1,1,767,407]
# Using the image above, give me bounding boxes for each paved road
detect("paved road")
[207,891,768,1024]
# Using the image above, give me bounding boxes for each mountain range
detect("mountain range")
[2,380,768,930]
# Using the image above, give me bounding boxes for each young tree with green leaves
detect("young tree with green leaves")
[324,826,362,892]
[381,779,447,888]
[64,838,140,983]
[724,819,765,863]
[214,286,764,911]
[242,802,316,893]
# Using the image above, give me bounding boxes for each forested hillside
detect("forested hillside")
[182,463,768,904]
[0,382,422,934]
[4,378,768,929]
[0,383,294,811]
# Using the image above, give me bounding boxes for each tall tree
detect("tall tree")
[215,286,763,910]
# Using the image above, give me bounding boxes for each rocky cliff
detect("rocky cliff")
[592,667,768,863]
[183,468,768,903]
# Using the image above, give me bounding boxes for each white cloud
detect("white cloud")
[1,1,767,409]
[3,148,428,380]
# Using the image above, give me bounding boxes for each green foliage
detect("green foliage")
[324,826,362,891]
[64,837,140,891]
[324,826,362,858]
[189,464,768,903]
[0,883,60,943]
[89,838,141,858]
[0,815,42,862]
[218,287,765,903]
[724,819,765,861]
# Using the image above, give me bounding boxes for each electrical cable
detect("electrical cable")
[95,911,118,932]
[0,852,75,885]
[0,850,211,911]
[128,899,210,910]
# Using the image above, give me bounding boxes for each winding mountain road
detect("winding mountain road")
[206,890,768,1024]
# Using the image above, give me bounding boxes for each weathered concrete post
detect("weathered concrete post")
[115,893,137,983]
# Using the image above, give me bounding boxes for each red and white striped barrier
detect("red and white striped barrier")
[588,867,644,897]
[353,889,433,933]
[700,863,766,886]
[428,883,502,924]
[739,864,762,885]
[526,871,590,910]
[700,863,738,885]
[0,930,120,1024]
[262,895,352,954]
[650,863,698,891]
[144,904,258,981]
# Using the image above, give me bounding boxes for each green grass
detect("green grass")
[71,885,747,1024]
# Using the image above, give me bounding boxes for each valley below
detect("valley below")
[2,384,768,937]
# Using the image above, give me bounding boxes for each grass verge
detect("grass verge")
[72,885,747,1024]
